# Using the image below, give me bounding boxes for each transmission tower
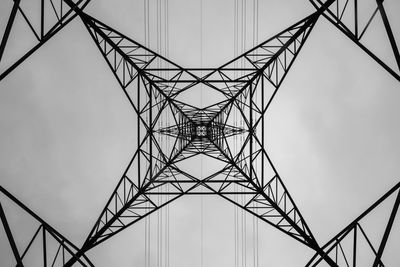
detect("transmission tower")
[1,0,399,266]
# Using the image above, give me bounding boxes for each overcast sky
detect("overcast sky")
[1,0,400,266]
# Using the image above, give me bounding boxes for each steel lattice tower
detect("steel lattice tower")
[1,0,400,266]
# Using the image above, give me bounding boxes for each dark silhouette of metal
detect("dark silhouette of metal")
[0,0,91,81]
[0,186,94,266]
[1,0,399,266]
[59,1,339,265]
[309,0,400,81]
[306,181,400,267]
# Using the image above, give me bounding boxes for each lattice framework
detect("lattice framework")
[1,0,399,266]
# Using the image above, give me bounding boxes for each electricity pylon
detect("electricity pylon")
[1,0,399,266]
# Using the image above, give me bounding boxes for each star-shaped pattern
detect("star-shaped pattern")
[70,9,328,259]
[1,0,400,266]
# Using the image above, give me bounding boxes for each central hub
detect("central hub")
[196,125,207,137]
[192,123,211,140]
[155,108,247,149]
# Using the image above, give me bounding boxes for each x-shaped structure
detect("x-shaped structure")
[60,1,337,265]
[1,0,400,266]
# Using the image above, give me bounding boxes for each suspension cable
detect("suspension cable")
[252,1,259,266]
[200,1,204,266]
[233,1,239,267]
[252,1,255,265]
[143,2,151,266]
[241,50,245,267]
[159,1,164,266]
[164,1,170,266]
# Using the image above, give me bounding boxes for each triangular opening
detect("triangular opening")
[174,153,227,182]
[359,7,400,74]
[381,201,400,265]
[359,191,398,249]
[0,10,40,73]
[0,193,42,256]
[175,82,227,109]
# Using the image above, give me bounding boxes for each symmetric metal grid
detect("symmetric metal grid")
[1,0,399,266]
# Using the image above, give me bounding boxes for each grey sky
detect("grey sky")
[1,0,400,266]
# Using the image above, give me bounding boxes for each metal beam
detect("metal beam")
[309,0,400,82]
[372,189,400,267]
[0,202,24,267]
[376,0,400,72]
[0,0,91,82]
[0,186,93,266]
[0,0,21,63]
